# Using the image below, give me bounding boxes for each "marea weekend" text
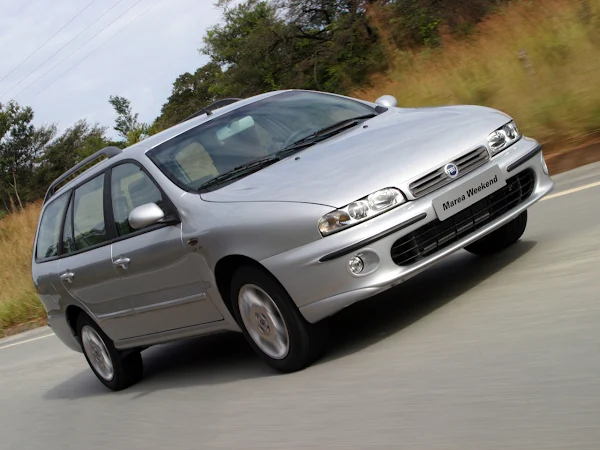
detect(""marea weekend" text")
[442,174,499,211]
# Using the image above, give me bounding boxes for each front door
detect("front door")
[57,173,135,341]
[108,162,223,337]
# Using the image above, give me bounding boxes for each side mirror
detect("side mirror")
[128,203,165,230]
[375,95,398,108]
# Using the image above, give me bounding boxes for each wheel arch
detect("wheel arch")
[214,254,275,319]
[65,305,83,336]
[65,304,91,339]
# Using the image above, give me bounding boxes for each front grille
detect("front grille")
[409,146,490,198]
[391,170,535,266]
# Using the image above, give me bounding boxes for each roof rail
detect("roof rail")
[178,98,243,124]
[43,146,122,204]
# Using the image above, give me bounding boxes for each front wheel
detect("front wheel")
[77,315,143,391]
[465,210,528,256]
[231,266,326,373]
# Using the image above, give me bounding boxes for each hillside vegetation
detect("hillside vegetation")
[353,0,600,150]
[1,0,599,335]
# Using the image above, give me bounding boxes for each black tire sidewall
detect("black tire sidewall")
[466,210,528,255]
[77,315,142,391]
[231,266,323,373]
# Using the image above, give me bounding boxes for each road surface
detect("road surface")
[2,162,600,450]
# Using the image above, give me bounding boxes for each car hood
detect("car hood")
[200,105,511,208]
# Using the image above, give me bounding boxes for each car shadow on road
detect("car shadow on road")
[44,331,273,400]
[320,240,537,364]
[44,240,536,399]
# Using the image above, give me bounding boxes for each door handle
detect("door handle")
[60,271,74,283]
[113,256,131,269]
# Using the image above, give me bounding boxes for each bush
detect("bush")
[0,203,44,336]
[353,0,600,149]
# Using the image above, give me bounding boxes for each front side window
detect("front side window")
[72,174,109,250]
[110,163,164,236]
[147,91,376,191]
[36,194,70,260]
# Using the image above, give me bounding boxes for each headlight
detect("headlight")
[487,121,521,155]
[318,188,405,236]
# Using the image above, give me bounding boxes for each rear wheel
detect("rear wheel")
[77,315,143,391]
[465,210,528,256]
[231,266,326,373]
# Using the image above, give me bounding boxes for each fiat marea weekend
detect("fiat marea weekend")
[32,90,554,390]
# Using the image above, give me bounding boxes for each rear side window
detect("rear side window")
[36,194,70,260]
[72,174,109,250]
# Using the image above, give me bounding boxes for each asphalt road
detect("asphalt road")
[2,162,600,450]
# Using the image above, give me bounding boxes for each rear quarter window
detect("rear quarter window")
[36,194,70,260]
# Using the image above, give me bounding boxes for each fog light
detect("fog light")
[348,256,364,275]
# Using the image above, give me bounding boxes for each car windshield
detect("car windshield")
[147,91,376,191]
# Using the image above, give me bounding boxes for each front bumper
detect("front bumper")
[260,137,554,323]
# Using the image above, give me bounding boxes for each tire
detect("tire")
[465,210,528,256]
[231,266,326,373]
[77,314,143,391]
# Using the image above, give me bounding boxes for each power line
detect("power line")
[0,0,98,86]
[0,0,127,100]
[31,0,169,100]
[1,0,126,99]
[6,0,152,102]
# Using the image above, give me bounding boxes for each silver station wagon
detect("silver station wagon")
[32,90,554,390]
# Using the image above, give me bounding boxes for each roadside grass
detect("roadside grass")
[0,202,44,336]
[353,0,600,151]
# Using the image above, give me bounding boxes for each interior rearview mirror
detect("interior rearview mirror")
[375,95,398,108]
[216,116,255,141]
[128,203,165,230]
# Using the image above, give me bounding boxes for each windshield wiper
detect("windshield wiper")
[197,156,279,192]
[277,113,377,157]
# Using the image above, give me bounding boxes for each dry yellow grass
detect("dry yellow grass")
[353,0,600,151]
[0,202,44,335]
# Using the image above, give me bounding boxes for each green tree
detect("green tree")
[0,101,55,210]
[33,120,109,198]
[108,95,149,145]
[201,0,386,96]
[151,62,225,132]
[286,0,387,92]
[202,0,291,96]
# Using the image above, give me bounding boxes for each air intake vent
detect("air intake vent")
[392,170,535,266]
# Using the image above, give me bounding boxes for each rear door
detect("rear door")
[107,161,222,337]
[32,192,71,316]
[56,172,135,341]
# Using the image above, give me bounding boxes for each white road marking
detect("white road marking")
[543,180,600,201]
[0,333,54,350]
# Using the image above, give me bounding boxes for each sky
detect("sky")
[0,0,224,138]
